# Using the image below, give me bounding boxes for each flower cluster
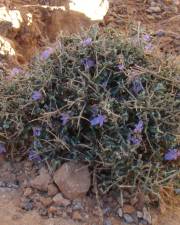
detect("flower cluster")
[132,79,144,95]
[32,91,42,101]
[81,37,92,47]
[90,114,107,127]
[40,48,54,60]
[142,33,153,52]
[29,149,41,162]
[33,127,42,137]
[1,29,179,193]
[164,148,180,161]
[128,120,144,145]
[82,57,95,71]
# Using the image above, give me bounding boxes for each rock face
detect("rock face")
[53,162,91,200]
[31,168,51,192]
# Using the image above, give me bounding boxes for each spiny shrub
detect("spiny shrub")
[0,28,180,194]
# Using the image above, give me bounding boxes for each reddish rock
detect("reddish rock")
[40,197,53,207]
[48,184,59,197]
[53,162,91,200]
[123,204,135,214]
[30,168,51,192]
[23,188,33,197]
[53,193,71,207]
[48,206,58,214]
[72,211,82,221]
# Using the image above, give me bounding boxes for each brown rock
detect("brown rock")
[23,188,33,197]
[31,168,51,192]
[109,217,121,225]
[53,162,91,200]
[48,184,59,197]
[40,197,53,207]
[48,206,58,214]
[72,211,82,221]
[53,193,71,207]
[123,204,135,214]
[148,6,161,13]
[67,207,73,214]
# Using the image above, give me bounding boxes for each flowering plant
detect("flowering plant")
[0,28,179,194]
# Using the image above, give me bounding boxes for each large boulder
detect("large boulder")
[53,162,91,200]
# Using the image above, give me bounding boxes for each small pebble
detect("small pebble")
[48,206,57,214]
[123,204,135,214]
[137,211,143,218]
[47,184,59,197]
[123,214,134,223]
[40,197,53,207]
[139,219,148,225]
[53,193,71,207]
[104,218,112,225]
[39,207,48,216]
[23,188,33,197]
[72,200,83,210]
[21,199,33,211]
[117,208,123,217]
[147,6,161,13]
[72,211,83,221]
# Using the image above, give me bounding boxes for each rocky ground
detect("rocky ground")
[0,0,180,225]
[0,158,180,225]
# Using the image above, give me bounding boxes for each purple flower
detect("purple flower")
[33,127,42,137]
[164,148,180,161]
[40,48,53,60]
[61,113,70,125]
[0,143,6,154]
[132,79,144,94]
[29,149,41,161]
[82,58,95,71]
[156,30,165,37]
[32,91,42,101]
[144,43,153,52]
[142,34,151,42]
[81,37,92,47]
[11,67,22,76]
[90,114,107,127]
[128,134,142,145]
[117,64,125,71]
[134,120,144,133]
